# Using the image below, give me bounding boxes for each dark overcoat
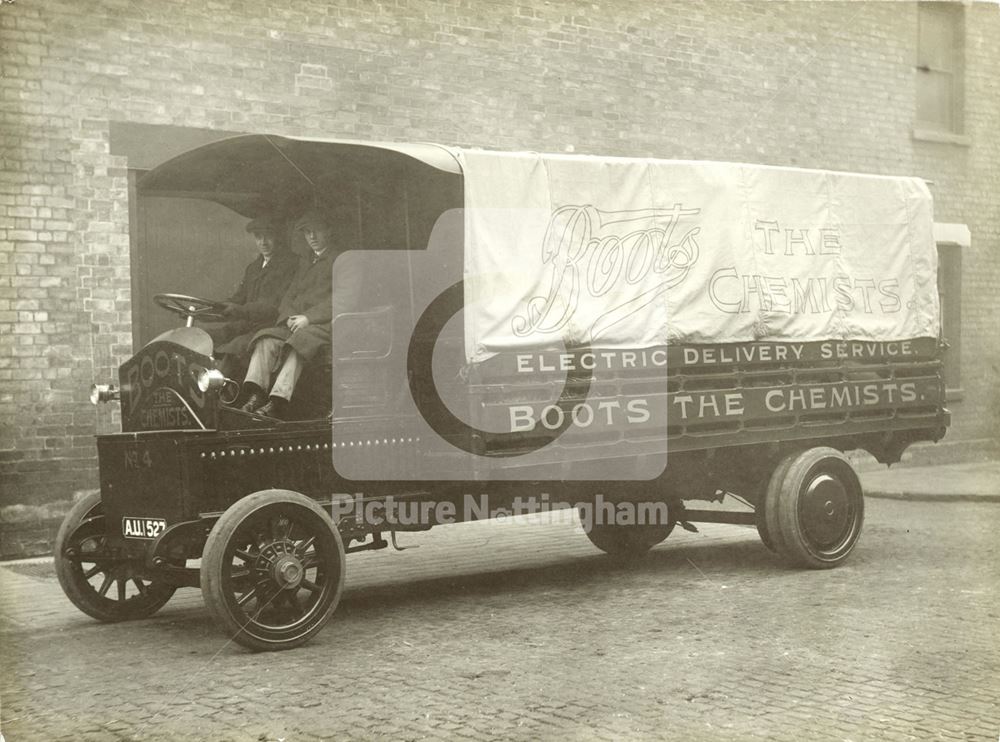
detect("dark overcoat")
[205,250,298,358]
[250,248,365,362]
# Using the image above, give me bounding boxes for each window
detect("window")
[915,2,966,142]
[933,223,969,400]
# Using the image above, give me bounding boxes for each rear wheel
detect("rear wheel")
[755,504,776,552]
[764,447,864,569]
[201,490,345,652]
[755,455,796,553]
[55,491,176,621]
[581,504,675,558]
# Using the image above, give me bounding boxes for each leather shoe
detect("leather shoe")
[240,391,265,414]
[255,397,288,420]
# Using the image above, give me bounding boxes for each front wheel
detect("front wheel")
[55,491,176,621]
[764,447,865,569]
[200,490,345,652]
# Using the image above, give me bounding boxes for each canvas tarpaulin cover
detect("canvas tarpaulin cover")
[457,150,938,364]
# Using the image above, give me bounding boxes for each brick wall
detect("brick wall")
[1,0,997,506]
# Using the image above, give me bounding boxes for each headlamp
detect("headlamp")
[196,368,227,393]
[89,384,119,405]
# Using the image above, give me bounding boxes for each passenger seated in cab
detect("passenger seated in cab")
[239,206,364,420]
[201,214,297,377]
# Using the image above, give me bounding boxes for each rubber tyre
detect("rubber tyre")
[764,447,865,569]
[201,489,345,652]
[55,491,176,622]
[755,503,776,553]
[581,505,675,558]
[756,455,796,553]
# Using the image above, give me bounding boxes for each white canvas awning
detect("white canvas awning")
[457,150,938,363]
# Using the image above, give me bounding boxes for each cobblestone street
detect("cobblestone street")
[2,497,998,741]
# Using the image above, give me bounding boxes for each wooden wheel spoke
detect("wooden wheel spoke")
[97,574,113,597]
[250,586,281,617]
[236,586,259,608]
[283,589,304,617]
[117,577,127,602]
[253,581,277,608]
[83,564,104,580]
[296,536,316,556]
[132,578,148,595]
[268,517,288,543]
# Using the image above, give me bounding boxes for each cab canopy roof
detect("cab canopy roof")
[138,134,462,217]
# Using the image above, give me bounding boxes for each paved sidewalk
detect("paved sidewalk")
[861,461,1000,502]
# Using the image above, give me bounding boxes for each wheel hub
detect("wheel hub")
[272,555,304,589]
[255,542,305,590]
[801,473,851,546]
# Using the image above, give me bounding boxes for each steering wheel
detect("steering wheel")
[154,293,228,325]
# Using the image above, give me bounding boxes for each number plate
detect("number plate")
[122,517,167,540]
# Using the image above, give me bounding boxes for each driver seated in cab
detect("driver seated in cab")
[201,214,298,377]
[238,206,364,420]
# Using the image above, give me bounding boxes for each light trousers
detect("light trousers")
[244,338,304,401]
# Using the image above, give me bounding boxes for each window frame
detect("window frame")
[913,2,968,145]
[933,222,969,402]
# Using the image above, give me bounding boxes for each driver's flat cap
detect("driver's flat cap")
[295,208,333,232]
[245,215,279,234]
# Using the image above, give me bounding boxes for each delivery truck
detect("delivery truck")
[56,135,949,650]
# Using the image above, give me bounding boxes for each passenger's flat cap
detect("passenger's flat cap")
[245,215,279,233]
[295,208,333,231]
